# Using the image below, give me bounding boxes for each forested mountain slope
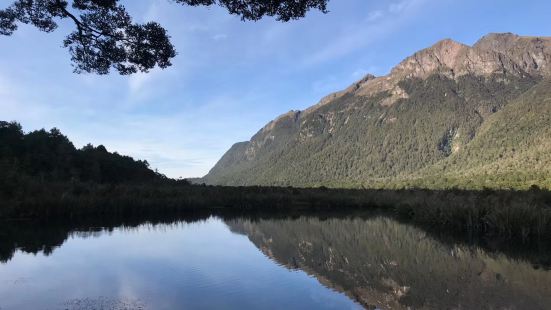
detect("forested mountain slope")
[203,33,551,189]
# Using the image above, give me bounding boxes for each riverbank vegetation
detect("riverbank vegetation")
[2,121,551,244]
[2,180,551,243]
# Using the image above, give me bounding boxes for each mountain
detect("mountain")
[203,33,551,189]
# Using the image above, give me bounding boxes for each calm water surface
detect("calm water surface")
[1,215,550,309]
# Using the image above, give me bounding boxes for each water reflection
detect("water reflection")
[228,216,551,309]
[0,216,360,310]
[0,214,550,309]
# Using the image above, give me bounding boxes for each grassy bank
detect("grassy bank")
[1,181,551,243]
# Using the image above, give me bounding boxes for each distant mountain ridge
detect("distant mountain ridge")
[203,33,551,189]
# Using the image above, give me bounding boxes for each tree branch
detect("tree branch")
[54,0,85,40]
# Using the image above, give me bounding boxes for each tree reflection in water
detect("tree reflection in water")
[1,213,550,309]
[227,216,551,309]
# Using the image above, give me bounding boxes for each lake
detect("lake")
[1,214,550,309]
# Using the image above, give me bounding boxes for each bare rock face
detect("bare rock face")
[393,33,551,79]
[351,33,551,106]
[476,33,551,75]
[392,39,470,79]
[262,33,551,136]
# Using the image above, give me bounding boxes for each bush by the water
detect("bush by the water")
[2,120,551,244]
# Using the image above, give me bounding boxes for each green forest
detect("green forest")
[0,121,173,185]
[203,76,551,190]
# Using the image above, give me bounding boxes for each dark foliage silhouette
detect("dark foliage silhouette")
[0,120,165,184]
[2,121,551,244]
[0,0,329,74]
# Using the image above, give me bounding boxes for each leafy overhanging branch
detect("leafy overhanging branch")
[0,0,329,75]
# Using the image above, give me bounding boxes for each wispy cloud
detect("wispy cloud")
[367,10,384,22]
[213,34,228,41]
[128,72,151,96]
[127,69,159,100]
[389,0,420,14]
[302,0,429,66]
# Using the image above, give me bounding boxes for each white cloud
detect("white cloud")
[301,0,429,66]
[126,67,181,105]
[213,34,228,41]
[142,0,162,22]
[128,71,154,97]
[367,10,384,22]
[389,0,416,14]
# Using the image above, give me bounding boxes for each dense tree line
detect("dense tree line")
[0,121,168,186]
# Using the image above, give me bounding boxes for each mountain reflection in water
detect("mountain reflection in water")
[0,214,550,309]
[227,216,551,309]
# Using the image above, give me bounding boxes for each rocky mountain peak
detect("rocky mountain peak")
[475,33,551,76]
[342,33,551,106]
[285,34,551,122]
[390,33,551,79]
[391,38,469,79]
[473,32,521,51]
[256,33,551,138]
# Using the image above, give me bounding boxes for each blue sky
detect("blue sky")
[1,0,550,178]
